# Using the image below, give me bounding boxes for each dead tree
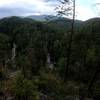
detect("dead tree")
[56,0,76,81]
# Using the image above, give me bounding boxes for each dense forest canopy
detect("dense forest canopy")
[0,16,100,100]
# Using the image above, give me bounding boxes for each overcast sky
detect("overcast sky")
[0,0,100,20]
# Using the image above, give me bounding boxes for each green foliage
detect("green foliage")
[0,33,10,62]
[57,57,66,78]
[12,73,40,100]
[0,16,100,99]
[35,72,79,100]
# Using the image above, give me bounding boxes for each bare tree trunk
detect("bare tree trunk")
[64,0,76,81]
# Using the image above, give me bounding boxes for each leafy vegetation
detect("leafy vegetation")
[0,16,100,99]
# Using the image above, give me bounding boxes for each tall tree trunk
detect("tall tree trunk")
[64,0,76,81]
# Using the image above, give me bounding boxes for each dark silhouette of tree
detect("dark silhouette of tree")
[56,0,76,81]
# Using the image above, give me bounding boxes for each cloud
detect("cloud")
[0,0,58,18]
[96,0,100,3]
[0,1,36,17]
[76,5,96,21]
[0,0,99,20]
[0,7,35,17]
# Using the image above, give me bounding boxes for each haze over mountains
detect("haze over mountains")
[25,14,100,22]
[26,15,59,21]
[1,14,100,22]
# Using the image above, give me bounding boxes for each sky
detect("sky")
[0,0,100,20]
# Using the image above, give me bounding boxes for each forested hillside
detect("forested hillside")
[0,16,100,100]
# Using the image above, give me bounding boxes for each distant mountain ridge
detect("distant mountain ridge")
[26,15,59,21]
[0,15,100,34]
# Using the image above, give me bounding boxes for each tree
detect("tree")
[12,73,39,100]
[0,33,10,68]
[56,0,76,81]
